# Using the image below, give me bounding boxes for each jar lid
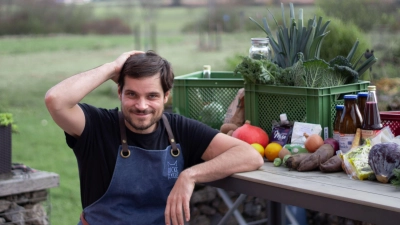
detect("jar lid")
[344,94,357,100]
[336,105,344,110]
[357,92,368,97]
[251,38,269,44]
[367,86,376,91]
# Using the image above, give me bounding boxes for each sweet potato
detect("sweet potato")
[297,144,335,172]
[319,155,343,172]
[286,153,311,170]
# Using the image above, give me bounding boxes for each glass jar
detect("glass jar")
[249,38,272,60]
[203,65,211,79]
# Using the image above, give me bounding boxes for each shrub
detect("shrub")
[316,9,371,65]
[315,0,398,32]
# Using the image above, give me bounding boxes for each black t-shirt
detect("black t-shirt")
[65,103,219,209]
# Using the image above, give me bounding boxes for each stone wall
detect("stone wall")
[0,190,49,225]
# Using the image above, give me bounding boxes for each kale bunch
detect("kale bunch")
[234,56,280,85]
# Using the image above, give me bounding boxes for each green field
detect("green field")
[1,3,399,224]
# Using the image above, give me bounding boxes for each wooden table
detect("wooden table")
[209,162,400,225]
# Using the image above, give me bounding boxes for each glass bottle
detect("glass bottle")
[357,92,368,121]
[333,105,344,142]
[249,38,272,60]
[361,86,383,142]
[339,95,363,153]
[203,65,211,79]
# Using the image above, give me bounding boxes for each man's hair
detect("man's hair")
[118,51,174,93]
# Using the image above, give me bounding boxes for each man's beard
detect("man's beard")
[124,108,162,131]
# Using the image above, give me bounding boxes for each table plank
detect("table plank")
[0,171,60,197]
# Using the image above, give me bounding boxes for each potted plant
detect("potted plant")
[0,113,17,176]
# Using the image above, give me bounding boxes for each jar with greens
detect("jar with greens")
[249,38,272,60]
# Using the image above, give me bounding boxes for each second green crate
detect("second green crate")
[244,81,370,139]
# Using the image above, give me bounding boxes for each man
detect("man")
[45,50,264,225]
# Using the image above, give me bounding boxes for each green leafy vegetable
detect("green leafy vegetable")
[0,113,18,133]
[391,168,400,188]
[234,56,280,85]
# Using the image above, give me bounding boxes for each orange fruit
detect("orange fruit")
[264,142,283,162]
[251,143,265,157]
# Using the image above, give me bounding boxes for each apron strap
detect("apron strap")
[118,111,130,158]
[80,212,89,225]
[162,114,180,157]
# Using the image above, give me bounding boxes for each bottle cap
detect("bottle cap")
[336,105,344,110]
[367,86,376,91]
[203,65,211,70]
[344,94,357,100]
[357,92,368,97]
[280,113,288,122]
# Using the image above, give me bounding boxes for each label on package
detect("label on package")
[270,126,292,146]
[339,133,355,153]
[333,130,340,142]
[361,129,381,143]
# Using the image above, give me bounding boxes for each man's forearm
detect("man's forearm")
[183,146,263,184]
[45,62,115,110]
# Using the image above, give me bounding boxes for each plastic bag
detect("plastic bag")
[223,88,244,124]
[340,140,373,180]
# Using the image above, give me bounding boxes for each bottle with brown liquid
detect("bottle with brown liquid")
[333,105,344,142]
[361,86,383,143]
[357,92,368,121]
[339,95,363,153]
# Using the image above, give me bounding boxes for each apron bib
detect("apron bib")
[79,113,183,225]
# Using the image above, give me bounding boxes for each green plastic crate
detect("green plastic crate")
[173,71,244,129]
[244,81,370,139]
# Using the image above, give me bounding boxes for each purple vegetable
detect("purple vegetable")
[324,138,340,151]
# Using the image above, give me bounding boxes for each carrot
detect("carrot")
[351,128,361,149]
[297,144,335,172]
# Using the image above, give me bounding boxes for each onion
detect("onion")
[324,138,340,152]
[303,133,324,153]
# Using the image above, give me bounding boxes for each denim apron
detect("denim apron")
[79,112,183,225]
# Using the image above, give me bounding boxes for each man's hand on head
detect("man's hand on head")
[110,50,145,83]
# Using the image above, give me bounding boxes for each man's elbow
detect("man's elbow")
[254,152,264,169]
[44,90,57,112]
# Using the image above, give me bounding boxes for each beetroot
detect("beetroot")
[324,138,340,151]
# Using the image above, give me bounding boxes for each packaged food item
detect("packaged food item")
[283,144,308,154]
[291,122,322,144]
[270,113,293,146]
[340,140,373,180]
